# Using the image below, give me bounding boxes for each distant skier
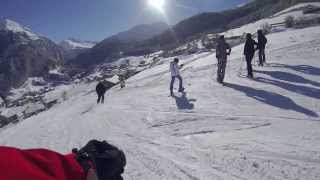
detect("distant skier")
[0,92,7,107]
[119,75,125,89]
[170,58,184,96]
[244,33,258,78]
[216,35,232,84]
[257,29,268,66]
[0,140,126,180]
[96,81,106,104]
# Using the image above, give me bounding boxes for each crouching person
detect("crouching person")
[0,140,126,180]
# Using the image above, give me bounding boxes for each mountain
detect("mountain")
[0,19,65,93]
[67,22,169,69]
[144,0,318,48]
[59,38,96,50]
[116,22,170,42]
[59,38,96,62]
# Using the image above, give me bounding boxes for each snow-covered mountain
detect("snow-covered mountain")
[0,19,40,40]
[115,21,170,42]
[0,3,320,180]
[59,38,96,50]
[0,19,65,93]
[69,22,169,68]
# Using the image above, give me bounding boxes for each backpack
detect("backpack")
[73,140,126,180]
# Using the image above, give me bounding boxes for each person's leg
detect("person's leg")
[248,54,254,77]
[97,94,101,104]
[262,48,266,63]
[177,75,184,91]
[101,94,105,104]
[170,76,175,94]
[217,58,222,82]
[246,55,253,77]
[258,49,263,66]
[221,59,227,82]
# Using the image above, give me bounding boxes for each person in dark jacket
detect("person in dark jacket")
[244,33,258,78]
[0,140,126,180]
[216,35,232,84]
[257,30,268,66]
[96,81,107,104]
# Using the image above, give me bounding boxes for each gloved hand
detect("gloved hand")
[73,140,126,180]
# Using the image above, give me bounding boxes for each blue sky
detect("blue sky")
[1,0,249,42]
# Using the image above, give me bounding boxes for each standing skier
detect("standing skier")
[119,75,125,89]
[96,81,106,104]
[216,35,232,84]
[257,30,268,66]
[244,33,258,78]
[170,58,184,96]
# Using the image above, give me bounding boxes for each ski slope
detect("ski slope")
[0,27,320,180]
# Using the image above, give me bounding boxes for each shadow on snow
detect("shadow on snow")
[172,92,196,110]
[224,82,318,118]
[254,76,320,99]
[268,63,320,76]
[255,70,320,87]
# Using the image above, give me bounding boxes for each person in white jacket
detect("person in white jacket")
[170,58,184,96]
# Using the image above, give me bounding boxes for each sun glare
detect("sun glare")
[148,0,165,13]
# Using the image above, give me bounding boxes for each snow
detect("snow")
[0,19,40,40]
[60,39,96,50]
[9,77,46,101]
[105,75,120,84]
[274,2,320,16]
[0,24,319,179]
[223,3,320,37]
[0,5,320,180]
[49,67,64,75]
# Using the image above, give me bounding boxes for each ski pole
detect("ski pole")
[238,56,244,77]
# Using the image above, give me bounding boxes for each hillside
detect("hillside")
[0,18,319,180]
[0,19,65,93]
[69,0,319,70]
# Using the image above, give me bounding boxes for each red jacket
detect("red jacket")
[0,146,86,180]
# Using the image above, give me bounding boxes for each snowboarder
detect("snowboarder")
[170,58,184,96]
[257,29,268,66]
[96,81,106,104]
[216,35,232,84]
[0,140,126,180]
[244,33,258,78]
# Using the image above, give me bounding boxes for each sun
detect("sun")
[148,0,165,13]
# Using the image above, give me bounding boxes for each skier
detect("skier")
[257,29,268,66]
[119,75,125,89]
[216,35,232,84]
[170,58,184,96]
[96,81,106,104]
[0,140,126,180]
[243,33,258,78]
[0,92,7,107]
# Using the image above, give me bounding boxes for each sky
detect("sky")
[0,0,249,42]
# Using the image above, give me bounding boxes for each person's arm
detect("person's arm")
[227,44,231,55]
[254,40,259,51]
[243,42,247,55]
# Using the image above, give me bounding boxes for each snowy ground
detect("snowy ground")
[0,25,319,179]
